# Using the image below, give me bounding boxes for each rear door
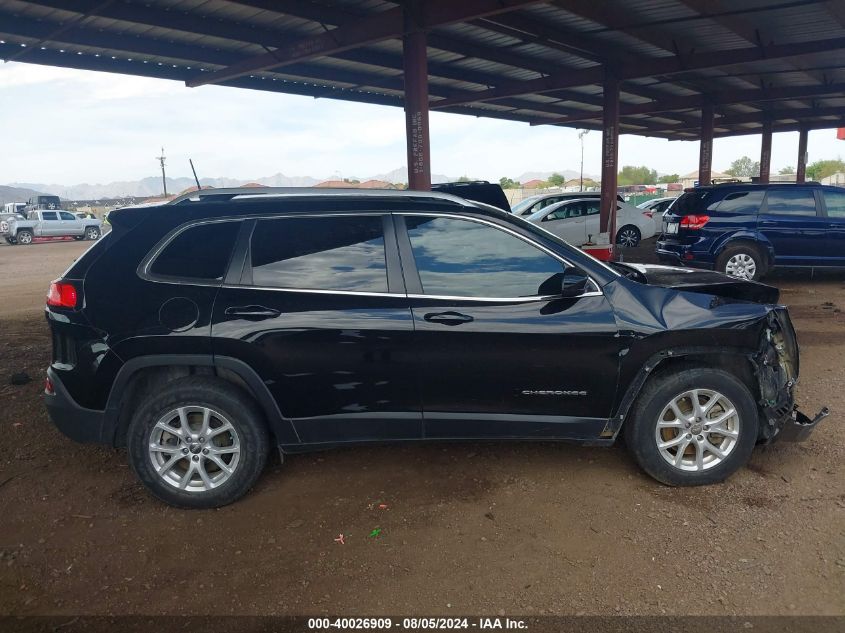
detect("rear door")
[39,211,61,236]
[758,187,825,265]
[212,213,420,444]
[582,199,605,241]
[397,213,620,440]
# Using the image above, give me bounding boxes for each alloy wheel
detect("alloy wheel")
[724,253,756,280]
[654,389,740,472]
[617,228,639,247]
[148,406,241,492]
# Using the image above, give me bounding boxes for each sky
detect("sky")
[1,61,843,185]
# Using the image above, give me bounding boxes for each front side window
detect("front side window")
[545,204,575,221]
[765,189,817,216]
[41,211,58,221]
[150,221,238,281]
[824,190,845,217]
[715,190,764,215]
[250,215,387,292]
[405,216,566,298]
[60,211,76,221]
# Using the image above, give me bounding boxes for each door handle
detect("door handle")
[224,305,281,319]
[759,220,778,226]
[423,311,474,326]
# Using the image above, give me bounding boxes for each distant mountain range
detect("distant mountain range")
[5,167,598,202]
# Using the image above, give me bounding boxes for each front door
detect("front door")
[212,214,421,445]
[59,211,83,236]
[396,214,621,441]
[540,202,587,245]
[758,187,825,265]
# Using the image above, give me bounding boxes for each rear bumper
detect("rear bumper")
[656,238,714,269]
[44,367,113,444]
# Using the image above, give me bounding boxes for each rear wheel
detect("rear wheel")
[615,225,641,247]
[16,230,33,245]
[127,377,270,508]
[716,243,766,281]
[624,368,758,486]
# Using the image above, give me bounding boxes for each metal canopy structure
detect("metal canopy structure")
[2,0,845,242]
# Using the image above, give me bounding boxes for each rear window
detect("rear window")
[249,215,388,292]
[149,221,238,281]
[714,190,764,215]
[671,191,711,215]
[765,189,817,216]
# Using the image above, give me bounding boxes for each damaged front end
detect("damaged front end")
[754,307,829,442]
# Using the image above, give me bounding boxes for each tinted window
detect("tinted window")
[824,190,845,217]
[41,211,58,221]
[60,212,76,220]
[150,221,237,281]
[251,216,387,292]
[715,190,764,215]
[765,189,817,216]
[672,191,711,215]
[545,204,576,221]
[405,216,565,298]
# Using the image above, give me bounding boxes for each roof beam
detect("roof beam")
[431,36,845,108]
[647,106,845,134]
[185,0,542,88]
[529,82,845,125]
[713,118,845,138]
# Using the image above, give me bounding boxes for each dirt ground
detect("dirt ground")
[0,238,842,617]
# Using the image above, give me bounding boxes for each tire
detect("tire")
[716,243,766,281]
[85,226,100,240]
[16,230,33,245]
[615,225,641,247]
[624,367,758,486]
[127,376,270,508]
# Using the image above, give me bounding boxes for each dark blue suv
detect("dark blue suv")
[656,183,845,280]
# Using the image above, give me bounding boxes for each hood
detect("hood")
[614,263,779,304]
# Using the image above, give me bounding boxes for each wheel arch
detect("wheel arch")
[713,233,773,267]
[606,347,761,440]
[105,354,299,447]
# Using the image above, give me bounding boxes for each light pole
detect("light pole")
[578,129,589,191]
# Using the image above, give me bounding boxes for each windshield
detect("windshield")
[511,196,542,214]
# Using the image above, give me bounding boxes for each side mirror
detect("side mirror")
[560,269,590,298]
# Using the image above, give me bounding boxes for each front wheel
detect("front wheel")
[85,227,100,240]
[127,377,270,508]
[624,368,758,486]
[615,225,641,247]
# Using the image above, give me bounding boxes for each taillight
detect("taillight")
[679,214,710,230]
[642,211,654,219]
[47,281,78,308]
[44,376,55,395]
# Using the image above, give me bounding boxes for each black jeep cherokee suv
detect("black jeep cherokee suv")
[44,188,825,508]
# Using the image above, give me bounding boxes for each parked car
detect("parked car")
[432,180,510,212]
[42,187,823,508]
[24,194,62,212]
[637,196,677,231]
[527,197,656,246]
[5,209,102,245]
[511,192,627,217]
[657,183,845,280]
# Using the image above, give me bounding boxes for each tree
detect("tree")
[806,158,845,181]
[657,173,680,184]
[617,165,658,186]
[456,175,472,182]
[547,173,566,186]
[778,166,795,175]
[499,177,519,189]
[725,156,760,178]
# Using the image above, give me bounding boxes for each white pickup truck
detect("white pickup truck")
[4,210,102,245]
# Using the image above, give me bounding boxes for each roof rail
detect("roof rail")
[167,186,470,206]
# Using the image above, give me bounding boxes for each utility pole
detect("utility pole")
[578,129,589,192]
[156,147,167,197]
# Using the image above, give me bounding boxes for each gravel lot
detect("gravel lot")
[0,238,842,617]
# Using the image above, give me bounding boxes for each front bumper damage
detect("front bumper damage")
[755,308,829,443]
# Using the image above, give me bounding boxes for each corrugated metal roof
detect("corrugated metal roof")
[0,0,842,139]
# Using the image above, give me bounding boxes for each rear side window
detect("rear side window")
[824,190,845,217]
[250,215,387,292]
[41,211,58,221]
[714,190,764,215]
[765,189,817,216]
[149,221,237,281]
